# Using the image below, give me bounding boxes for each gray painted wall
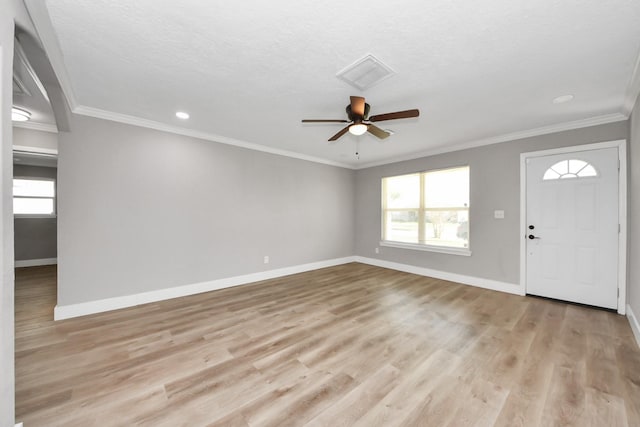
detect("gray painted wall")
[57,115,355,305]
[355,121,629,287]
[13,164,57,261]
[630,98,640,320]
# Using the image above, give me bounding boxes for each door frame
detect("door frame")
[519,140,628,314]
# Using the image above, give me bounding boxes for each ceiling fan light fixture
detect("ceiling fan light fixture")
[12,107,31,122]
[349,123,368,136]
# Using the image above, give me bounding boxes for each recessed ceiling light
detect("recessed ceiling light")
[175,111,190,120]
[552,94,574,104]
[12,107,31,122]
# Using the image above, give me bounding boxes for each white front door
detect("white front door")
[525,147,619,309]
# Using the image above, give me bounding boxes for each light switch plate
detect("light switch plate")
[494,210,505,219]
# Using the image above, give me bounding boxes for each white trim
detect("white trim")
[72,105,352,169]
[519,139,628,314]
[54,256,356,320]
[354,256,523,296]
[520,139,627,158]
[627,305,640,349]
[15,258,57,268]
[14,38,49,102]
[618,142,628,315]
[354,113,628,169]
[12,144,58,155]
[379,241,471,256]
[622,44,640,116]
[13,74,30,97]
[519,151,528,302]
[12,121,58,133]
[23,0,79,110]
[60,105,629,173]
[41,103,630,173]
[15,423,23,427]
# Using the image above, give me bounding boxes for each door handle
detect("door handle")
[528,234,540,240]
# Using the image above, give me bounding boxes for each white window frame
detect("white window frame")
[380,166,471,256]
[13,176,57,218]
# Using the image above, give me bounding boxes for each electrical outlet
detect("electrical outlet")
[494,210,505,219]
[263,256,269,264]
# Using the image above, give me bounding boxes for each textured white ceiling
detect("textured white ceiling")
[36,0,640,167]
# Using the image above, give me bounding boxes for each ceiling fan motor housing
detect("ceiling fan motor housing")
[346,103,370,121]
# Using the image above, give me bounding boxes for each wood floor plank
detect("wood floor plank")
[540,363,587,427]
[492,350,555,427]
[13,263,640,426]
[351,349,462,427]
[444,376,508,427]
[581,388,629,427]
[304,364,401,427]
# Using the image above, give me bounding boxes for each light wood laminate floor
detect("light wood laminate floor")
[15,263,640,426]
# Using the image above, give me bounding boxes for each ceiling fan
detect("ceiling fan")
[302,96,419,141]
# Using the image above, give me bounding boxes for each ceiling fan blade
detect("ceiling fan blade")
[350,96,366,118]
[367,124,391,139]
[301,119,349,123]
[369,109,420,122]
[328,126,350,141]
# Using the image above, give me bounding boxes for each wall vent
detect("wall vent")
[336,54,396,91]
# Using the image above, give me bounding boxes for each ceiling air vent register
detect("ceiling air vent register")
[336,54,396,91]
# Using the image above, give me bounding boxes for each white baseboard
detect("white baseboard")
[15,423,23,427]
[54,256,356,320]
[627,304,640,349]
[354,256,523,296]
[15,258,57,268]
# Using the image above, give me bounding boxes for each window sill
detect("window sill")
[14,214,57,219]
[379,241,472,256]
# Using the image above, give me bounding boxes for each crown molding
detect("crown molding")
[12,121,58,133]
[72,107,627,172]
[14,37,49,102]
[622,45,640,115]
[23,0,79,110]
[73,105,352,169]
[40,103,633,172]
[12,74,31,97]
[12,145,58,155]
[353,112,628,169]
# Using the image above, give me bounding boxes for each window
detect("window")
[13,178,56,216]
[382,166,470,254]
[543,159,597,180]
